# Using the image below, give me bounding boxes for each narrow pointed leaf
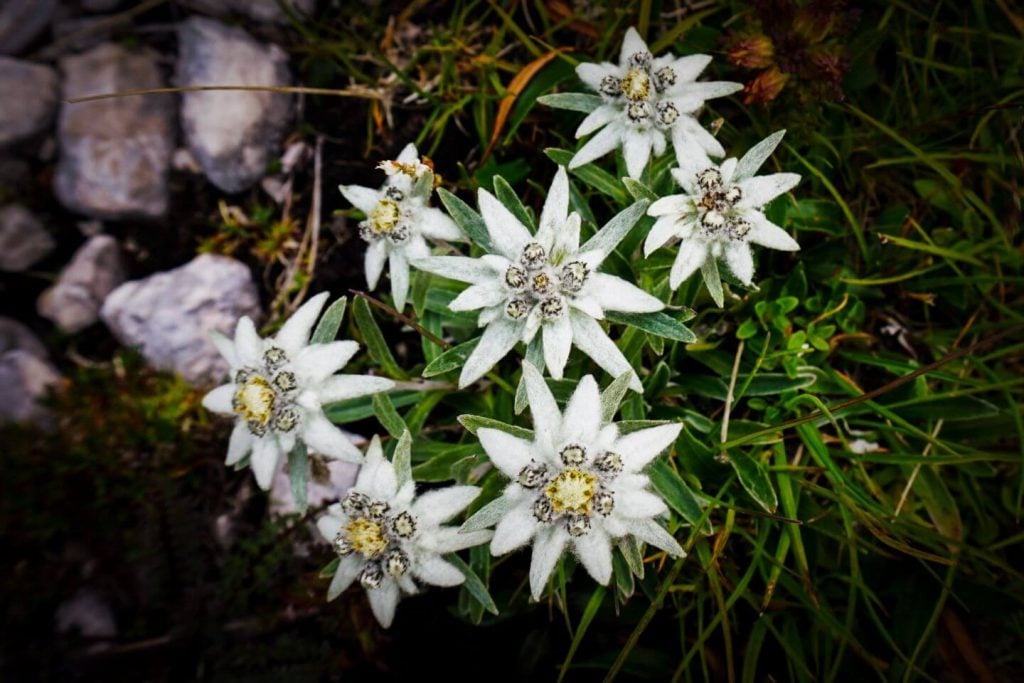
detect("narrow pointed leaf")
[288,443,309,514]
[310,296,347,344]
[605,310,696,342]
[437,187,491,249]
[537,92,603,112]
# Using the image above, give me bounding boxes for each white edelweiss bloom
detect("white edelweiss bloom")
[473,362,685,600]
[645,130,801,288]
[339,143,462,311]
[571,26,742,179]
[412,166,661,392]
[316,435,492,628]
[202,292,395,490]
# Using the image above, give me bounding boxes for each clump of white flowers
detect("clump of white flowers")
[202,292,393,489]
[339,143,462,311]
[645,130,800,290]
[316,433,491,627]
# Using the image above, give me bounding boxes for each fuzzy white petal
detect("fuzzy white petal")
[569,123,623,169]
[412,486,481,525]
[478,189,532,260]
[233,316,263,366]
[327,556,364,601]
[449,282,507,312]
[747,212,800,251]
[338,184,381,214]
[226,422,254,465]
[419,207,463,241]
[319,374,394,403]
[293,341,359,383]
[537,166,569,248]
[643,216,680,256]
[477,428,535,479]
[396,142,419,164]
[529,526,569,600]
[572,526,613,585]
[623,129,653,180]
[670,239,709,289]
[459,317,523,388]
[576,62,618,91]
[389,250,410,311]
[666,54,712,85]
[570,295,604,320]
[274,292,330,356]
[647,194,691,218]
[491,500,540,555]
[359,436,397,498]
[629,518,685,557]
[522,360,562,451]
[367,580,400,628]
[616,422,682,473]
[364,240,388,290]
[411,256,494,284]
[725,242,755,285]
[424,527,493,553]
[569,311,641,392]
[616,489,670,518]
[737,173,801,209]
[673,116,724,159]
[542,314,573,380]
[317,514,343,542]
[210,331,238,367]
[412,555,465,587]
[203,384,235,414]
[251,438,282,490]
[618,27,649,66]
[560,374,602,445]
[589,273,664,313]
[575,104,618,138]
[303,414,363,462]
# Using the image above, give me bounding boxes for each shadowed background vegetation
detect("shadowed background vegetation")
[2,1,1022,680]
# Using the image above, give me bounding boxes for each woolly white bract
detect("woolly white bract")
[570,27,742,178]
[465,363,684,600]
[413,167,661,392]
[645,130,801,289]
[316,434,491,628]
[339,143,462,311]
[202,292,395,490]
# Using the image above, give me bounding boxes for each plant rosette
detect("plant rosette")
[202,292,394,490]
[339,143,462,311]
[550,26,742,178]
[413,166,662,391]
[645,130,801,296]
[463,362,685,600]
[316,433,492,627]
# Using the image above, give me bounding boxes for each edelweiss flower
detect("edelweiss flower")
[316,435,491,627]
[412,167,661,391]
[645,130,801,288]
[202,292,395,490]
[571,27,742,178]
[472,363,684,599]
[339,143,461,310]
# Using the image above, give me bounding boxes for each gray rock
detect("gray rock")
[55,43,174,219]
[0,350,60,426]
[0,57,59,147]
[177,17,291,193]
[100,253,261,384]
[38,235,124,333]
[0,316,48,359]
[0,0,57,55]
[0,204,55,272]
[180,0,315,24]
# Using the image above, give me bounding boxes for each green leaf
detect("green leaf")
[600,371,634,422]
[447,553,499,616]
[373,393,407,438]
[728,450,778,512]
[536,92,602,112]
[288,443,309,514]
[516,336,544,415]
[458,414,534,440]
[310,296,347,344]
[422,337,479,378]
[579,198,650,259]
[437,187,491,249]
[886,395,1000,422]
[605,310,696,342]
[915,466,963,541]
[352,296,408,379]
[393,430,413,488]
[545,147,629,204]
[617,536,645,579]
[461,495,517,532]
[411,443,479,481]
[324,390,421,423]
[493,175,535,232]
[702,258,724,307]
[649,459,710,532]
[319,557,340,578]
[622,177,659,202]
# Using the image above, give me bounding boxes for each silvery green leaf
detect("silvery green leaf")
[702,257,725,308]
[460,495,517,532]
[310,296,347,344]
[288,443,309,514]
[733,130,786,181]
[600,371,634,423]
[437,187,492,250]
[536,92,603,112]
[393,429,413,488]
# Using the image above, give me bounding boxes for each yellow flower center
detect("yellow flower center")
[621,68,650,101]
[544,468,597,515]
[234,375,275,426]
[369,198,401,234]
[345,518,389,558]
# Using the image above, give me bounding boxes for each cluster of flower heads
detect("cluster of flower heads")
[202,27,803,628]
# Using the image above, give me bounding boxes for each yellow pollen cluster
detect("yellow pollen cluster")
[621,68,651,101]
[345,518,389,558]
[369,198,401,235]
[234,375,275,426]
[545,468,597,514]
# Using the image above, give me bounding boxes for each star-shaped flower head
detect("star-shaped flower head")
[570,27,742,178]
[316,433,491,628]
[645,130,801,290]
[466,363,685,600]
[339,143,462,311]
[412,167,662,391]
[202,292,395,490]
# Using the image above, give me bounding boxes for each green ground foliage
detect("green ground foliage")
[2,1,1022,680]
